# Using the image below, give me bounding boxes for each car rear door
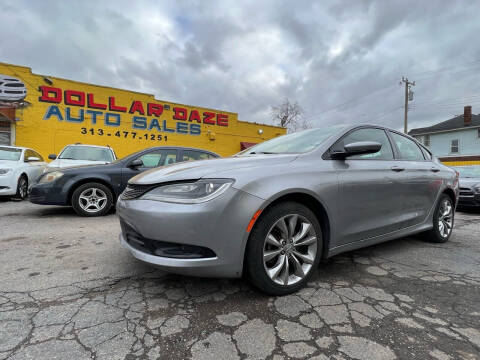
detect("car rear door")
[334,127,401,245]
[387,131,441,229]
[121,149,179,188]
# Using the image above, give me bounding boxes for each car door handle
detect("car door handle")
[430,167,440,173]
[391,166,405,172]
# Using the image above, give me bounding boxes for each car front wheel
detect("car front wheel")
[422,194,454,243]
[71,182,113,217]
[15,175,28,200]
[246,202,322,295]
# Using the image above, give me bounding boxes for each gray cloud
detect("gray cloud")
[1,0,480,131]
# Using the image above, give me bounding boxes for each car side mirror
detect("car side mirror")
[48,154,57,160]
[129,159,143,168]
[331,141,382,159]
[26,156,40,162]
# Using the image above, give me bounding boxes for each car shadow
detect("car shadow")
[456,207,480,215]
[33,206,117,218]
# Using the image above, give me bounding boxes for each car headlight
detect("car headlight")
[140,179,234,203]
[474,184,480,193]
[38,171,64,184]
[0,168,12,175]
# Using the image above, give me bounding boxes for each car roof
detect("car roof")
[140,146,220,156]
[0,145,27,151]
[62,144,113,149]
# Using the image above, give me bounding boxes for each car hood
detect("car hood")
[48,159,110,169]
[130,154,298,185]
[459,178,480,188]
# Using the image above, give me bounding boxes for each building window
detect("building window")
[0,120,11,146]
[451,139,459,153]
[424,134,430,147]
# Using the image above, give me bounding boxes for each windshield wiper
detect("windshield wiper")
[249,151,277,155]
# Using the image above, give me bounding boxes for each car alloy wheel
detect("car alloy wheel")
[78,188,108,213]
[437,198,453,238]
[15,176,28,200]
[263,214,317,286]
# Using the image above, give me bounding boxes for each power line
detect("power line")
[302,83,397,121]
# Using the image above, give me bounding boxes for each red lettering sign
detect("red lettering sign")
[87,93,107,109]
[108,97,127,112]
[64,90,85,107]
[173,107,187,120]
[188,110,201,123]
[38,86,62,103]
[216,113,228,126]
[147,103,163,117]
[203,112,215,125]
[129,101,145,115]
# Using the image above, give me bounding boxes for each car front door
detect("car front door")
[333,127,401,245]
[121,149,179,188]
[23,149,46,183]
[387,131,441,229]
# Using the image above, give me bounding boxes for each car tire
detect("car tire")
[15,175,28,200]
[71,182,113,217]
[422,194,454,243]
[245,202,323,296]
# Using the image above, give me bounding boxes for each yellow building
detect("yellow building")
[0,62,286,159]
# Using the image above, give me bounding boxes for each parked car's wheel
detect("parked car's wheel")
[422,194,454,243]
[246,202,322,295]
[71,182,113,217]
[15,175,28,200]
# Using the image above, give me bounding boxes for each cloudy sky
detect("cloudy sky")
[1,0,480,131]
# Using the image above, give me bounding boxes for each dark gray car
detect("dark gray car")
[117,124,459,295]
[453,165,480,208]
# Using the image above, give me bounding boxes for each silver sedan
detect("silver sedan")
[117,124,459,295]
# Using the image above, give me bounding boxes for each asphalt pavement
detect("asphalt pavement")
[0,199,479,360]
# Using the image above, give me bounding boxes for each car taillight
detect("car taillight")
[454,170,459,187]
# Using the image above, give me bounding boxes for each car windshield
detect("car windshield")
[0,147,22,161]
[59,146,114,162]
[453,165,480,178]
[236,125,347,155]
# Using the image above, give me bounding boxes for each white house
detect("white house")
[409,106,480,165]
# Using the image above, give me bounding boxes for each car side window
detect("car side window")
[336,128,394,160]
[24,149,36,161]
[138,150,178,168]
[32,150,44,161]
[389,132,425,161]
[182,150,211,162]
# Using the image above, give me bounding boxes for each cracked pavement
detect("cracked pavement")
[1,200,479,360]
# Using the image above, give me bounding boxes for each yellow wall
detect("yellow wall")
[0,62,286,159]
[442,160,480,166]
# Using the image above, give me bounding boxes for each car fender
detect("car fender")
[62,173,116,202]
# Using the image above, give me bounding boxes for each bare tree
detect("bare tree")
[271,98,310,133]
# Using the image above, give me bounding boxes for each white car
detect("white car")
[48,144,117,169]
[0,74,27,101]
[0,146,47,199]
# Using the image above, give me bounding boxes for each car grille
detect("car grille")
[121,184,156,200]
[460,187,474,196]
[120,220,216,259]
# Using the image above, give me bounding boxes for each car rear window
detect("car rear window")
[58,146,114,162]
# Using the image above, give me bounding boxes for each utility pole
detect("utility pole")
[401,77,415,134]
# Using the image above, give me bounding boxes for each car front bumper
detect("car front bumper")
[29,182,69,205]
[116,187,264,278]
[0,175,16,196]
[458,193,480,207]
